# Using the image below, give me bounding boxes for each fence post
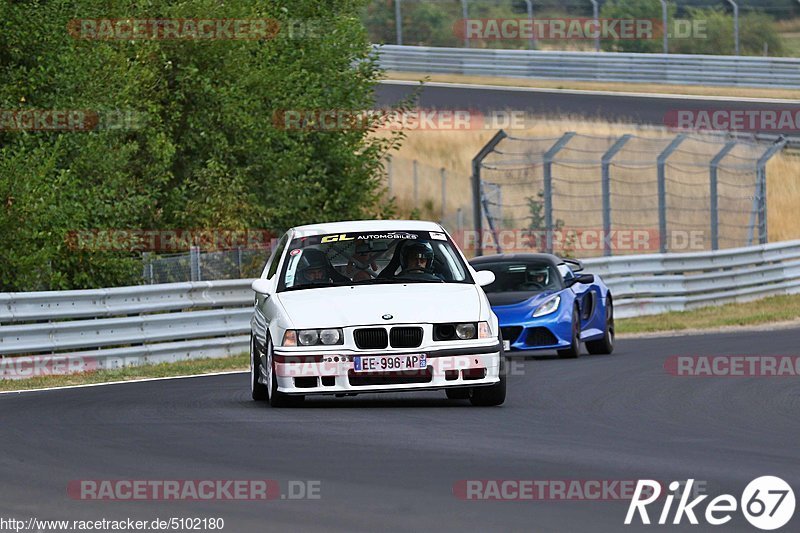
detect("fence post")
[753,137,787,245]
[237,246,243,278]
[413,160,419,205]
[726,0,739,55]
[524,0,536,50]
[440,167,447,223]
[190,246,201,282]
[395,0,403,46]
[590,0,600,52]
[543,132,576,254]
[386,156,393,195]
[657,134,686,253]
[601,134,632,256]
[660,0,669,53]
[710,140,737,250]
[471,130,508,256]
[461,0,470,48]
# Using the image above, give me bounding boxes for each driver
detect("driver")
[296,249,334,285]
[527,268,549,288]
[397,241,439,280]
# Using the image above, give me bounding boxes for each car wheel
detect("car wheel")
[586,297,614,355]
[445,388,471,400]
[251,334,268,401]
[266,335,304,408]
[469,352,507,407]
[557,306,581,359]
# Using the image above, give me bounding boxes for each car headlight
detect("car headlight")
[298,329,319,346]
[285,329,344,346]
[533,295,560,317]
[455,323,476,339]
[319,328,341,345]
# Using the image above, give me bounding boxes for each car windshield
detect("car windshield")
[474,261,562,294]
[278,230,472,291]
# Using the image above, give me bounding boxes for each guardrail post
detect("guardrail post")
[657,134,686,253]
[752,137,788,245]
[543,132,576,254]
[710,140,736,250]
[601,134,632,256]
[471,130,508,256]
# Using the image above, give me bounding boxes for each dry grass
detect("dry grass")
[379,116,800,246]
[385,71,800,101]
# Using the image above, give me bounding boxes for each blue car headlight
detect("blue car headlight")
[533,295,560,317]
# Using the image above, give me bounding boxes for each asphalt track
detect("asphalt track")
[374,81,800,130]
[2,328,799,532]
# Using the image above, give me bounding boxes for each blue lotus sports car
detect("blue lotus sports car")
[470,254,614,358]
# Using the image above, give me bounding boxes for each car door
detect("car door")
[558,263,595,328]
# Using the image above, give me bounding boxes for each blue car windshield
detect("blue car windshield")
[475,262,563,293]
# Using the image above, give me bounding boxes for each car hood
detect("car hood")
[487,290,559,310]
[276,283,483,329]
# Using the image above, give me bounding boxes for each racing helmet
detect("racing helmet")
[400,240,434,273]
[296,248,331,283]
[527,267,549,285]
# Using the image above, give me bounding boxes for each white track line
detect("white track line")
[381,79,800,104]
[0,370,248,396]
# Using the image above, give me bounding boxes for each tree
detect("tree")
[600,0,677,53]
[0,0,399,290]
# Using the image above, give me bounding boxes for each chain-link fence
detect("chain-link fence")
[141,247,268,284]
[472,131,786,256]
[385,155,472,233]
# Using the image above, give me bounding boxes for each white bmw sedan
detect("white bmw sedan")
[250,220,506,407]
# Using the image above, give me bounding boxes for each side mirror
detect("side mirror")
[251,278,273,295]
[474,270,496,287]
[567,273,594,286]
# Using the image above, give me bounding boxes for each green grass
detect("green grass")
[0,353,248,392]
[616,294,800,335]
[781,33,800,57]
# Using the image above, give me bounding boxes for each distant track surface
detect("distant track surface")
[375,81,800,131]
[2,328,799,532]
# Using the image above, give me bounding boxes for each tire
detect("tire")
[469,351,507,407]
[445,388,471,400]
[557,306,581,359]
[264,335,304,408]
[586,297,614,355]
[250,334,268,401]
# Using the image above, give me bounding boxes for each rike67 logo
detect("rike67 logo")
[626,477,795,530]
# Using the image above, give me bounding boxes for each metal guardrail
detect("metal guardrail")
[375,45,800,89]
[0,280,254,379]
[1,239,799,377]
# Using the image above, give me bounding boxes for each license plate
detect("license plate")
[503,340,511,351]
[353,354,427,372]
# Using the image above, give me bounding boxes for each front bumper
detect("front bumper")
[500,321,572,352]
[272,343,502,395]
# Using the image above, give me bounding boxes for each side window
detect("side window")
[265,234,289,279]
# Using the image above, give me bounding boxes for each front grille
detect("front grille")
[348,367,432,386]
[354,328,388,349]
[525,327,558,347]
[390,327,423,348]
[500,326,523,344]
